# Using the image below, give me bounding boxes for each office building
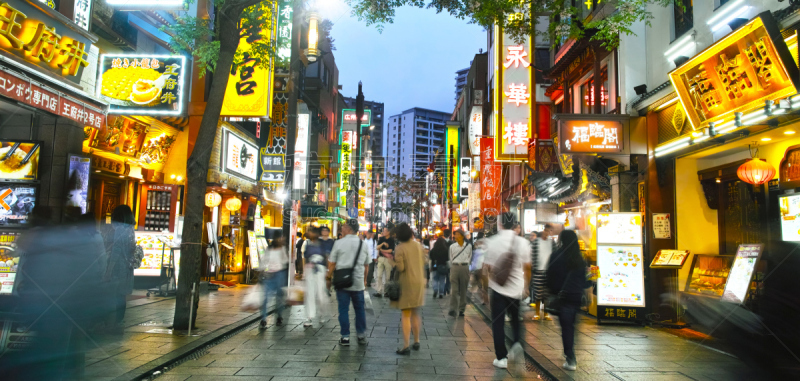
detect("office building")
[385,108,451,183]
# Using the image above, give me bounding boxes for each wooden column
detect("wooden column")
[593,47,602,114]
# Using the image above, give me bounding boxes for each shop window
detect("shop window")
[673,1,693,41]
[580,69,609,114]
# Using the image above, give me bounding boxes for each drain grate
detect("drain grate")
[138,320,173,327]
[615,333,648,338]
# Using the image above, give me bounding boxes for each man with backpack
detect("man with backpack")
[484,213,531,376]
[327,219,371,346]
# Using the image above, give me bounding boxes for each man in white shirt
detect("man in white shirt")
[448,229,473,317]
[484,213,531,376]
[364,230,377,286]
[327,219,371,346]
[531,223,556,321]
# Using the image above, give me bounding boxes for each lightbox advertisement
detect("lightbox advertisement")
[97,55,187,115]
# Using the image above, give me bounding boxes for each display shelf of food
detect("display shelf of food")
[134,231,175,276]
[684,254,735,297]
[138,184,179,232]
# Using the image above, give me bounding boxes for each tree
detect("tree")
[345,0,684,49]
[163,0,277,330]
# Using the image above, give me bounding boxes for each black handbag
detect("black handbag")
[386,269,402,301]
[544,293,562,316]
[333,240,363,290]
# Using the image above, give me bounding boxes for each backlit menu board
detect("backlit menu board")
[134,231,174,276]
[779,194,800,241]
[597,245,645,307]
[0,232,19,294]
[247,230,259,269]
[721,244,763,304]
[597,213,642,245]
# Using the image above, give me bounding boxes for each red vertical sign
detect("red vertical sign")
[480,138,501,218]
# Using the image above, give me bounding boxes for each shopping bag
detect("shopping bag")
[285,285,305,306]
[363,291,375,316]
[241,286,264,312]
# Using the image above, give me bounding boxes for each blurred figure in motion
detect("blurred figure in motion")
[259,235,289,328]
[391,223,426,354]
[3,208,106,380]
[103,205,137,331]
[302,227,329,328]
[546,229,590,372]
[429,230,449,299]
[531,224,556,321]
[470,232,489,305]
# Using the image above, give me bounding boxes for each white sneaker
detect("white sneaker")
[303,320,313,328]
[563,359,577,371]
[493,358,508,369]
[508,343,525,376]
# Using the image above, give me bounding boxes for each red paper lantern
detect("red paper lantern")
[737,158,775,185]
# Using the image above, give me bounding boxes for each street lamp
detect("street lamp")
[306,12,320,62]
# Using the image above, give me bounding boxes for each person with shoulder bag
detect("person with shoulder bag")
[484,213,531,376]
[103,205,137,331]
[389,223,426,354]
[545,229,591,372]
[258,235,290,328]
[327,219,371,346]
[448,229,473,317]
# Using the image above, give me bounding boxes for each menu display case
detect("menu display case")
[137,184,179,232]
[684,254,735,297]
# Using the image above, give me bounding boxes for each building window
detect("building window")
[673,1,693,41]
[715,0,730,9]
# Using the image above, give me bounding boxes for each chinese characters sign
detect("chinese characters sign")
[342,109,372,131]
[260,149,285,183]
[276,0,293,63]
[339,130,356,206]
[73,0,91,31]
[97,55,186,116]
[669,14,799,130]
[292,112,310,192]
[459,158,471,198]
[446,124,459,202]
[480,138,501,218]
[223,130,258,182]
[0,0,92,81]
[497,33,532,160]
[221,4,274,117]
[468,106,482,156]
[559,120,623,153]
[0,68,105,128]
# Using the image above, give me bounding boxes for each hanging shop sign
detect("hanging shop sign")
[292,111,310,194]
[668,13,799,131]
[65,154,90,214]
[446,123,459,201]
[559,119,623,153]
[459,158,471,198]
[97,55,187,116]
[468,106,482,156]
[260,149,285,183]
[496,32,532,161]
[721,244,763,304]
[535,139,559,173]
[0,68,105,128]
[221,3,274,117]
[0,141,40,181]
[339,130,356,205]
[264,0,291,182]
[480,137,501,218]
[342,109,372,131]
[0,1,93,81]
[276,0,293,63]
[222,129,258,182]
[358,171,367,222]
[73,0,91,31]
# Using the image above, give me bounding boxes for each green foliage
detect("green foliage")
[345,0,684,49]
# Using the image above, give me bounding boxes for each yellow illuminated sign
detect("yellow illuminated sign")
[446,124,459,201]
[669,13,799,130]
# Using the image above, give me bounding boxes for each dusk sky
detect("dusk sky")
[321,4,486,126]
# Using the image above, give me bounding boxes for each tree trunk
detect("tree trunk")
[172,5,245,331]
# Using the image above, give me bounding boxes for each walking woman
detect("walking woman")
[303,227,329,328]
[104,205,136,330]
[391,223,426,354]
[546,230,590,372]
[260,235,290,328]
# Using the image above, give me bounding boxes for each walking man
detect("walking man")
[429,230,449,299]
[328,219,371,346]
[448,229,472,317]
[373,227,395,297]
[485,213,531,376]
[364,230,377,286]
[531,223,556,321]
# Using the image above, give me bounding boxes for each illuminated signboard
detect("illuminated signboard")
[221,2,274,117]
[342,109,372,130]
[669,13,799,131]
[293,112,310,192]
[105,0,185,7]
[339,130,356,205]
[559,119,623,153]
[495,30,532,161]
[260,148,285,183]
[0,1,93,82]
[480,138,501,218]
[97,55,187,116]
[73,0,92,31]
[222,129,258,182]
[263,0,292,185]
[468,106,482,156]
[446,124,460,201]
[459,158,471,198]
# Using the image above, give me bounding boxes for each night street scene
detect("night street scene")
[2,0,800,380]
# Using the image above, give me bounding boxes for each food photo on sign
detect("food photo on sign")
[97,55,186,115]
[0,141,40,181]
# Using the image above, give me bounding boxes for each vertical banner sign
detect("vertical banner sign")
[497,31,532,161]
[358,171,367,225]
[339,130,356,205]
[73,0,92,30]
[459,158,471,198]
[446,124,460,202]
[221,2,274,117]
[263,0,292,185]
[480,138,501,218]
[468,106,482,156]
[293,113,310,193]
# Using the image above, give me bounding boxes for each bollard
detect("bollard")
[188,282,196,337]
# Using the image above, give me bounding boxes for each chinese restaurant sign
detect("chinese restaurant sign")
[559,119,623,153]
[459,158,471,198]
[342,109,372,131]
[468,106,482,156]
[0,0,92,82]
[339,130,356,206]
[292,112,310,193]
[260,149,285,183]
[0,68,105,128]
[669,13,799,130]
[223,130,258,182]
[446,124,459,202]
[497,32,532,161]
[480,138,501,218]
[221,3,274,117]
[97,55,187,116]
[73,0,91,31]
[263,0,292,186]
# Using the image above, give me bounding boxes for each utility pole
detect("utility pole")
[283,0,302,256]
[351,82,364,223]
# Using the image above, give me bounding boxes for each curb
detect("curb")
[112,311,264,381]
[468,293,566,381]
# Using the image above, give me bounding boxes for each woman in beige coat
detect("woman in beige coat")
[390,223,426,355]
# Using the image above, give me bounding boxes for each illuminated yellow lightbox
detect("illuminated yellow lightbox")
[668,12,799,131]
[446,124,460,202]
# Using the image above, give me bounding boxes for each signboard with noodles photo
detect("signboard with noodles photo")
[97,55,187,116]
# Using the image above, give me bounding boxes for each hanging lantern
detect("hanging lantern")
[205,191,221,207]
[226,197,242,212]
[737,158,775,185]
